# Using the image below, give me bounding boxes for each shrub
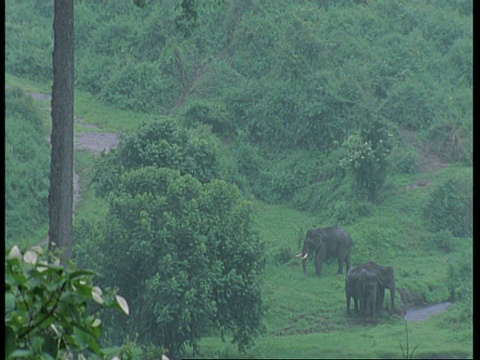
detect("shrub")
[422,176,472,237]
[432,229,456,253]
[447,250,472,313]
[389,141,420,174]
[182,100,233,137]
[341,118,393,203]
[92,119,221,198]
[5,87,50,248]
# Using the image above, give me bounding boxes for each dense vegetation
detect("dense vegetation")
[5,87,50,248]
[5,0,472,358]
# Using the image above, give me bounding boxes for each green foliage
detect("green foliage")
[341,118,393,203]
[182,99,234,137]
[100,60,172,113]
[422,176,472,237]
[421,87,473,165]
[5,87,50,248]
[5,245,129,359]
[77,167,265,358]
[92,119,221,197]
[446,249,472,323]
[6,0,472,215]
[81,119,265,357]
[5,1,53,82]
[389,142,420,175]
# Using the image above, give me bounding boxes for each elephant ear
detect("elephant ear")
[376,275,384,286]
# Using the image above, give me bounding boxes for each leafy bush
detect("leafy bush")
[422,176,472,237]
[92,119,221,197]
[78,168,266,358]
[5,87,50,248]
[341,118,393,203]
[389,142,420,174]
[182,100,234,137]
[5,1,52,82]
[421,87,473,165]
[84,119,265,357]
[446,250,472,319]
[432,229,456,253]
[100,61,174,113]
[5,245,129,359]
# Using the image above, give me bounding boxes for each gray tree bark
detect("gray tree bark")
[48,0,74,260]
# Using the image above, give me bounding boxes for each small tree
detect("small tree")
[82,120,266,358]
[341,118,393,203]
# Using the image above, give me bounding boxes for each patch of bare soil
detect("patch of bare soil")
[75,132,119,155]
[27,92,51,101]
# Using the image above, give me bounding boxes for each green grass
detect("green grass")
[5,73,157,134]
[73,151,110,225]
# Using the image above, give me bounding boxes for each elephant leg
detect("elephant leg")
[315,252,324,275]
[371,290,377,318]
[377,288,385,312]
[345,252,351,273]
[337,256,344,274]
[359,295,366,315]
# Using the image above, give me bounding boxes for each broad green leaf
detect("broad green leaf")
[41,334,58,359]
[8,349,34,358]
[5,326,16,358]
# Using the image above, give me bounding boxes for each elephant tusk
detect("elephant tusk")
[302,253,308,260]
[295,253,303,258]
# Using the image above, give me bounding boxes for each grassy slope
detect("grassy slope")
[6,74,472,358]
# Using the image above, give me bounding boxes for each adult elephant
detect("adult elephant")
[295,227,353,275]
[345,266,381,318]
[357,261,395,312]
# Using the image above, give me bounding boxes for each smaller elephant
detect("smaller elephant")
[295,227,353,276]
[356,261,395,312]
[346,266,382,318]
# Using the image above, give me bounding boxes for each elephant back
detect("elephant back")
[319,227,353,253]
[359,261,395,288]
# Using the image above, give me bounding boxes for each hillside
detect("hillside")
[5,0,472,358]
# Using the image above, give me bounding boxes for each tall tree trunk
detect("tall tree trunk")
[49,0,74,260]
